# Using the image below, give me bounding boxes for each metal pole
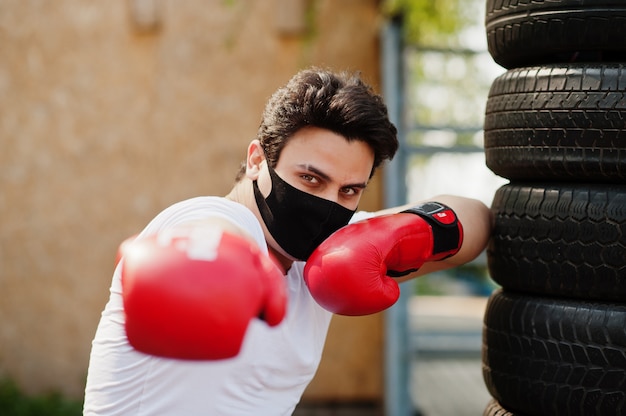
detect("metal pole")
[381,16,415,416]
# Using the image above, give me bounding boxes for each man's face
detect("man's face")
[251,126,375,262]
[257,126,375,211]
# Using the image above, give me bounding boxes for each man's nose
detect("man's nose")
[317,188,340,204]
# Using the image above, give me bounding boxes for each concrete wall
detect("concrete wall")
[0,0,386,402]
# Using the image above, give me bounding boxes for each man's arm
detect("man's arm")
[375,195,493,282]
[303,195,493,315]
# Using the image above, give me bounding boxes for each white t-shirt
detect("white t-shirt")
[83,197,372,416]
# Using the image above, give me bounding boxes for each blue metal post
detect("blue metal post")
[381,16,414,416]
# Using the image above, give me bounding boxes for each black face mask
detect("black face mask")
[253,164,356,261]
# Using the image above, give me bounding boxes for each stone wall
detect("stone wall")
[0,0,386,402]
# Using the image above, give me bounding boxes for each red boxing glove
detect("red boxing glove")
[120,226,287,360]
[304,202,463,316]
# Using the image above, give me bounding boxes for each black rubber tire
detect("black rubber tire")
[483,399,527,416]
[484,63,626,183]
[482,289,626,416]
[486,0,626,69]
[488,182,626,301]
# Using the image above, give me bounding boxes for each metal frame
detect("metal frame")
[381,16,488,416]
[381,16,414,416]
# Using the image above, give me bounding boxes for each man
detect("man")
[83,67,491,415]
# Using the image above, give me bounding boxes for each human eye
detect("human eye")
[340,186,361,197]
[300,173,319,185]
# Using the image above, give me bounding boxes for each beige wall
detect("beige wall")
[0,0,388,402]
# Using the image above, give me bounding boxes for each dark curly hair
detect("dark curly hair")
[235,67,398,181]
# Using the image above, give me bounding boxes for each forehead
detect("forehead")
[277,127,374,181]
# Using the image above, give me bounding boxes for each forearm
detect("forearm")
[381,195,493,282]
[304,195,479,315]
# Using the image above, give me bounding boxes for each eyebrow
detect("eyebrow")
[297,163,368,189]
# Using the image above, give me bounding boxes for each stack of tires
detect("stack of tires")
[481,1,626,415]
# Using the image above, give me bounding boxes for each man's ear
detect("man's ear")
[246,140,265,180]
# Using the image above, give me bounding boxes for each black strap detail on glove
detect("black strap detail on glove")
[387,268,419,278]
[401,202,461,257]
[387,202,462,278]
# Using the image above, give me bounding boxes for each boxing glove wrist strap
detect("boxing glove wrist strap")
[401,201,462,257]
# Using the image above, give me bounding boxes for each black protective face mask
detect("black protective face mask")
[253,164,356,261]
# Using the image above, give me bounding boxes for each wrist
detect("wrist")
[401,202,463,260]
